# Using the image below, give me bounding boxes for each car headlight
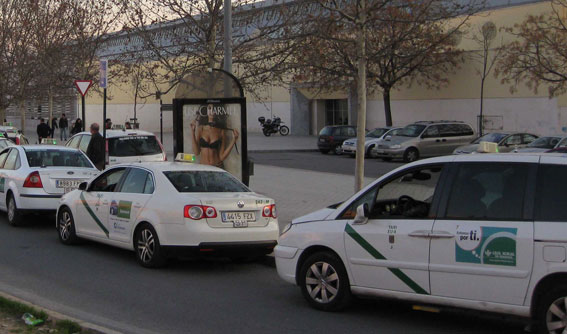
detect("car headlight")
[389,144,401,149]
[280,223,293,236]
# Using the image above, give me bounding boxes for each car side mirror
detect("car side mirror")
[78,182,88,191]
[353,203,369,225]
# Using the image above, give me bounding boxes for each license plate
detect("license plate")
[56,179,81,189]
[319,138,325,142]
[233,221,248,228]
[222,211,255,223]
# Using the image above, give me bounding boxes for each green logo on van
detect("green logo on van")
[117,201,132,219]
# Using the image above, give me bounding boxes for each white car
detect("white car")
[56,162,279,267]
[65,130,167,166]
[276,153,567,333]
[0,145,98,226]
[0,126,29,145]
[341,127,402,157]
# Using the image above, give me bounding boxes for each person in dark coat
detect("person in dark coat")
[59,113,68,141]
[50,117,58,138]
[86,123,105,170]
[36,118,51,143]
[71,118,82,135]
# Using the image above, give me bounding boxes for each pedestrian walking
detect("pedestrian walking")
[71,118,82,135]
[36,118,50,143]
[105,118,112,130]
[50,117,58,138]
[59,113,69,141]
[86,123,105,170]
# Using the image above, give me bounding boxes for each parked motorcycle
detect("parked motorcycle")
[258,116,290,136]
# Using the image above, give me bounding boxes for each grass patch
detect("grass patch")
[55,319,82,334]
[0,295,47,321]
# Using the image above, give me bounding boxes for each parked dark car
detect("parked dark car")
[318,125,357,154]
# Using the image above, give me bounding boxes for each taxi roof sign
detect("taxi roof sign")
[477,141,499,153]
[175,153,196,162]
[41,138,57,145]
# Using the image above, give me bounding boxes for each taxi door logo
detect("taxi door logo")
[455,226,517,266]
[117,201,132,219]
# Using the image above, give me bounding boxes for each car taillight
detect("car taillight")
[23,171,43,188]
[329,136,334,143]
[262,204,277,218]
[184,205,217,220]
[15,137,19,145]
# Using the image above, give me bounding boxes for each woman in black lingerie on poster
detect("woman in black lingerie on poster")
[190,103,239,168]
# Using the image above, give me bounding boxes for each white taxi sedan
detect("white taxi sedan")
[0,145,98,226]
[56,162,279,267]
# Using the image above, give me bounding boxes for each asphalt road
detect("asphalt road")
[0,213,527,334]
[249,152,403,179]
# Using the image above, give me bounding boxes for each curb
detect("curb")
[0,290,121,334]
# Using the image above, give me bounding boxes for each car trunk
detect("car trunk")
[185,193,272,228]
[37,168,98,194]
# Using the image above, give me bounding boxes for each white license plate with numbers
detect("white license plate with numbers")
[56,179,81,190]
[222,211,255,228]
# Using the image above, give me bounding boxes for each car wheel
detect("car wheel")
[366,145,374,158]
[536,284,567,334]
[298,252,351,311]
[7,194,22,227]
[279,126,290,136]
[58,207,79,245]
[403,148,419,162]
[319,149,330,154]
[135,223,167,268]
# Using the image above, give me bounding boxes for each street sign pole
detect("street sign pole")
[100,59,108,169]
[73,80,93,133]
[81,95,86,132]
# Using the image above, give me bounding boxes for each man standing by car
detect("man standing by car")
[36,118,50,143]
[59,113,68,141]
[86,123,105,170]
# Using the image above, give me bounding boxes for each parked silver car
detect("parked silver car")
[373,121,475,162]
[341,127,402,158]
[453,132,538,154]
[514,136,563,153]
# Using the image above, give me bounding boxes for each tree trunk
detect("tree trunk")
[354,0,367,193]
[49,87,53,137]
[383,87,393,127]
[479,77,485,136]
[19,100,25,135]
[0,107,6,124]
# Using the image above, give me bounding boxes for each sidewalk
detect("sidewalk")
[250,164,374,229]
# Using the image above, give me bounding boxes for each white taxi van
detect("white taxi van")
[57,161,279,267]
[65,130,167,166]
[276,153,567,333]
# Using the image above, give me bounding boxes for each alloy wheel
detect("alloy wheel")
[59,211,72,241]
[137,229,155,264]
[546,296,567,333]
[305,261,340,303]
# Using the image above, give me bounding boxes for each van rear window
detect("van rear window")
[108,136,162,157]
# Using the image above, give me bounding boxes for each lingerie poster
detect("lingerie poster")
[182,103,242,180]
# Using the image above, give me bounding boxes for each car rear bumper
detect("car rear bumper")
[317,142,333,150]
[162,241,277,258]
[18,193,62,210]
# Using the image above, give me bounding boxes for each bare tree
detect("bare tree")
[292,0,482,191]
[496,0,567,97]
[472,21,502,136]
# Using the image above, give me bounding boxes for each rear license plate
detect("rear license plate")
[319,138,325,142]
[56,179,82,189]
[222,211,256,226]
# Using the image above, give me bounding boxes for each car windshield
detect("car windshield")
[528,137,560,148]
[108,136,162,157]
[472,133,508,144]
[366,128,388,138]
[163,171,250,193]
[25,149,93,168]
[397,125,426,137]
[319,127,332,136]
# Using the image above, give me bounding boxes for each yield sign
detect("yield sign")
[74,80,93,97]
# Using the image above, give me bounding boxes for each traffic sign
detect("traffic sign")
[74,80,93,97]
[99,59,108,88]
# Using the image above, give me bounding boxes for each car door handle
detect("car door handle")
[409,230,431,238]
[429,231,454,239]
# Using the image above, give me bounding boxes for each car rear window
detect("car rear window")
[163,171,250,192]
[319,127,332,136]
[108,135,162,157]
[25,149,93,168]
